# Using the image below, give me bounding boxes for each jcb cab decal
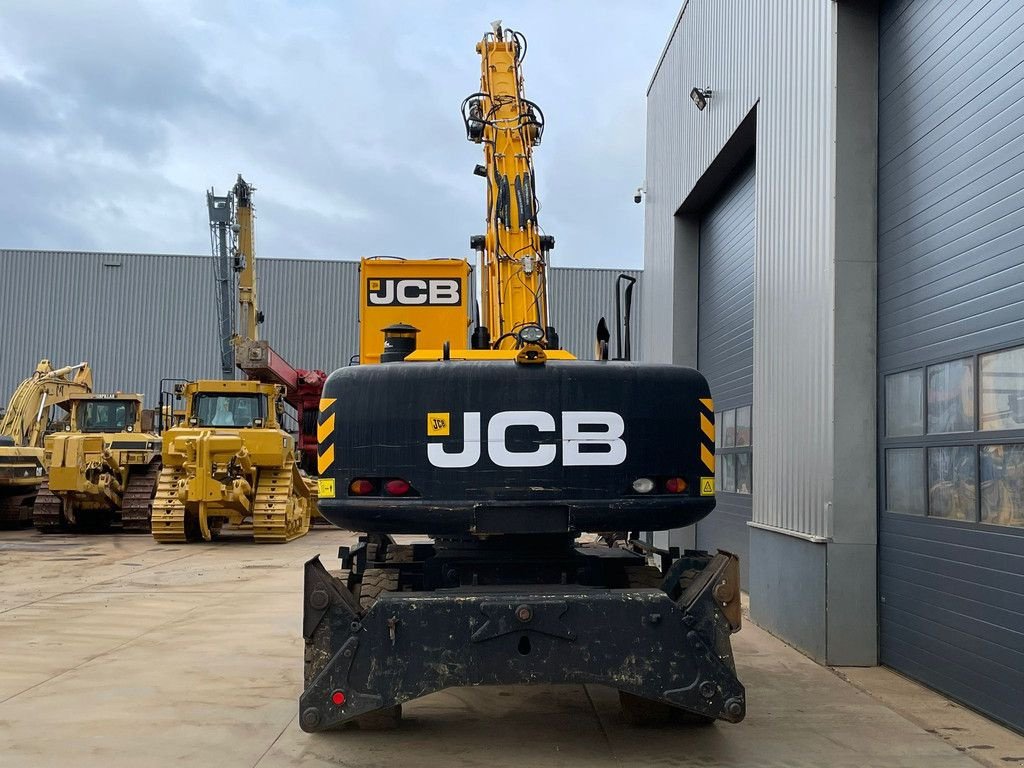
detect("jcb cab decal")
[367,277,462,306]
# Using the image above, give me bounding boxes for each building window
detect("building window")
[735,405,751,446]
[980,445,1024,527]
[883,345,1024,529]
[886,448,925,515]
[927,358,974,433]
[886,369,924,437]
[721,409,736,448]
[980,346,1024,431]
[927,446,977,521]
[715,407,752,495]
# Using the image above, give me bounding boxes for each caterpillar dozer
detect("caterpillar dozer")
[151,379,312,543]
[34,393,160,533]
[0,360,93,524]
[298,23,744,732]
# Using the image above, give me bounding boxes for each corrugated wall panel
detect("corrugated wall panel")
[877,0,1024,733]
[258,259,361,368]
[0,250,637,410]
[644,0,836,538]
[0,251,223,408]
[546,267,643,360]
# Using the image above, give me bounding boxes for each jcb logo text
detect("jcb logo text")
[427,410,626,468]
[367,278,462,306]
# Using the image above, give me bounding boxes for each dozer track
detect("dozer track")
[121,461,160,533]
[151,466,190,543]
[252,466,310,544]
[0,494,34,525]
[32,481,65,533]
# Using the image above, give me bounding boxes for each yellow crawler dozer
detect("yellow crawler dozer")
[34,393,160,533]
[152,379,312,544]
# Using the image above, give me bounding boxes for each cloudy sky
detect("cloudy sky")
[0,1,677,268]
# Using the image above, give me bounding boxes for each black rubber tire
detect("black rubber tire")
[623,564,664,589]
[620,565,715,727]
[619,691,715,727]
[358,568,399,612]
[354,704,402,730]
[384,544,415,564]
[619,691,674,726]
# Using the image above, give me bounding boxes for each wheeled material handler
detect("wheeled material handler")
[298,24,744,732]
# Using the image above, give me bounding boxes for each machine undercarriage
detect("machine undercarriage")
[300,533,743,731]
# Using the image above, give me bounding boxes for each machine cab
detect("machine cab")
[168,379,287,433]
[65,393,148,435]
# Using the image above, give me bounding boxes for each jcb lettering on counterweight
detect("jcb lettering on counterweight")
[367,278,462,306]
[426,410,626,468]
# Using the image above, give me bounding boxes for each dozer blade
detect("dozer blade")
[298,551,745,732]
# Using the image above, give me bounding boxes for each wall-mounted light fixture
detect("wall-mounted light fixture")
[690,87,712,111]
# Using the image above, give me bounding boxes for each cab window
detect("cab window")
[193,394,267,428]
[76,400,137,432]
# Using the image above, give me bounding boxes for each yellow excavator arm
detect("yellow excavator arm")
[0,360,93,448]
[233,175,261,344]
[463,22,554,350]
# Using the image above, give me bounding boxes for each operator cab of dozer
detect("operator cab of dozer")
[300,23,744,733]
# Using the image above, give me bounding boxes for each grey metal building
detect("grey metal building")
[644,0,1023,731]
[0,250,640,409]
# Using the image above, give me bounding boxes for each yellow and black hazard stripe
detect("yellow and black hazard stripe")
[317,397,337,475]
[699,397,715,488]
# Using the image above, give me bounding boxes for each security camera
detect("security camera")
[633,187,644,204]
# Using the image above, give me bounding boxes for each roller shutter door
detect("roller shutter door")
[878,0,1024,732]
[697,159,755,588]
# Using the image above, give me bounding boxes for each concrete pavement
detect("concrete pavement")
[0,529,1018,767]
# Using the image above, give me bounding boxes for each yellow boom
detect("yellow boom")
[464,22,554,349]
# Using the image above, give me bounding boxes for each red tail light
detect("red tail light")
[349,479,375,495]
[385,479,411,496]
[664,477,687,493]
[331,689,346,706]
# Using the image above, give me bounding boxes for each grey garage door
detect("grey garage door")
[697,159,755,588]
[878,0,1024,732]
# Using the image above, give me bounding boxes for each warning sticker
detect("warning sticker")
[368,279,381,291]
[700,477,715,496]
[427,412,450,436]
[317,478,336,499]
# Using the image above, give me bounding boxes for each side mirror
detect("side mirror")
[595,317,611,361]
[615,274,637,361]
